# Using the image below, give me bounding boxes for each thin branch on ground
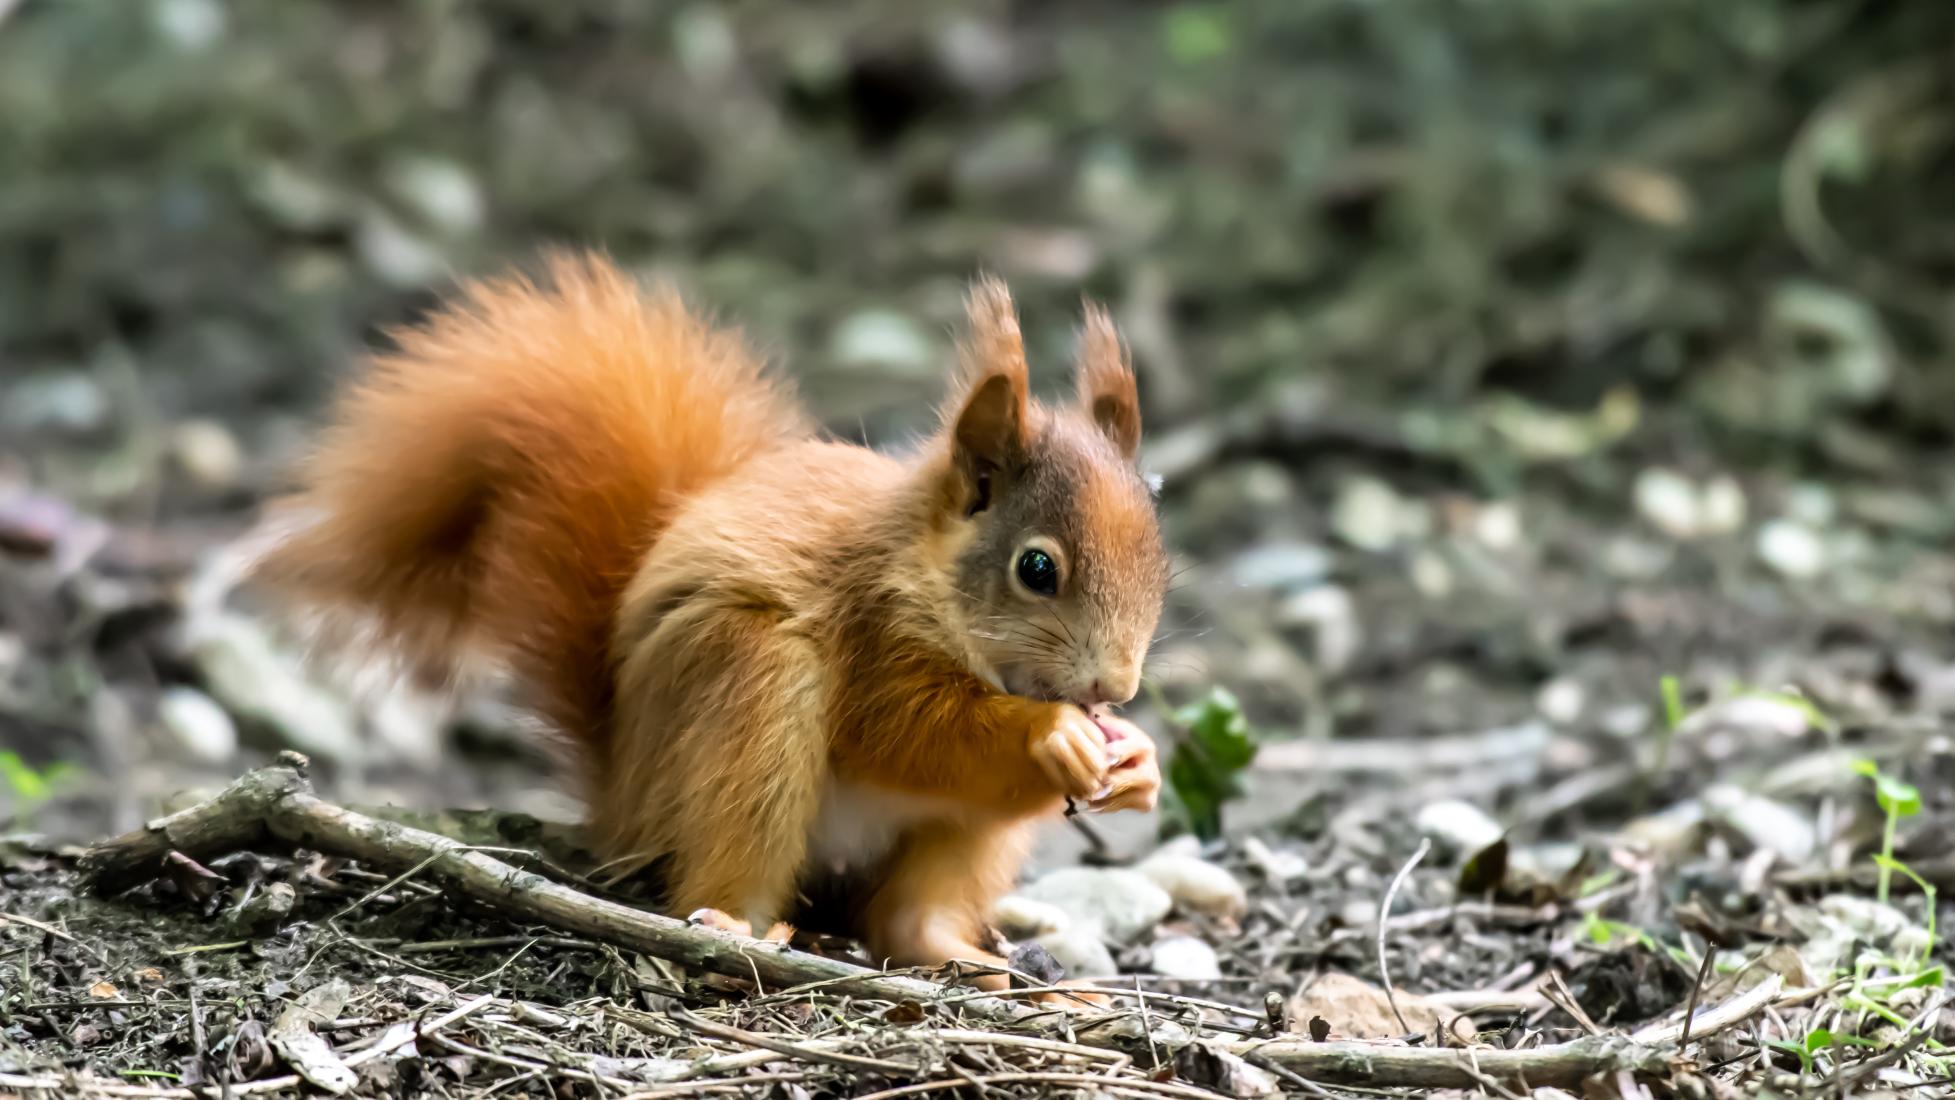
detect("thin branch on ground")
[1376,837,1431,1036]
[75,762,1686,1090]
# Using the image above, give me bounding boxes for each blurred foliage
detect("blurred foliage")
[1162,686,1257,840]
[4,0,1953,512]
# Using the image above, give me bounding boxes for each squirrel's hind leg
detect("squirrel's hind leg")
[861,819,1109,1006]
[606,604,829,937]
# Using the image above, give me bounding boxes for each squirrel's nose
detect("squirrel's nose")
[1087,671,1139,707]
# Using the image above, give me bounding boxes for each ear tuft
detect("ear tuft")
[944,276,1031,481]
[1075,302,1141,460]
[956,275,1029,393]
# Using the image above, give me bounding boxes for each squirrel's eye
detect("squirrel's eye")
[1015,548,1058,597]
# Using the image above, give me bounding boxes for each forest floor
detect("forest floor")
[4,383,1950,1097]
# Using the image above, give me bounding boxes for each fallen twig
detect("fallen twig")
[81,762,1039,1027]
[0,910,111,963]
[1222,1035,1670,1090]
[1377,837,1431,1036]
[1630,975,1784,1048]
[0,994,494,1099]
[667,1006,922,1076]
[75,763,1686,1090]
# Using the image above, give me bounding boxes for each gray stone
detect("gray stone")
[1019,867,1171,945]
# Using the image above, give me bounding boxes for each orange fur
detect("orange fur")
[252,252,806,757]
[251,254,1168,999]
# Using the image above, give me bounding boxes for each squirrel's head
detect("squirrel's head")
[931,277,1167,709]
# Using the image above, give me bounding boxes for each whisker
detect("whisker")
[1043,606,1081,648]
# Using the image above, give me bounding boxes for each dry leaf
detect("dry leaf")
[270,978,358,1094]
[1590,162,1693,227]
[88,980,120,999]
[1288,973,1474,1045]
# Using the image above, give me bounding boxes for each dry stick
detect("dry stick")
[0,911,110,963]
[849,1070,1228,1100]
[1629,975,1785,1047]
[1376,837,1431,1036]
[79,765,1677,1090]
[1676,946,1718,1049]
[1426,988,1554,1016]
[667,1006,922,1076]
[81,764,1037,1027]
[0,995,494,1099]
[1543,972,1603,1037]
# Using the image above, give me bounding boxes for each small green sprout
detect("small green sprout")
[1659,674,1686,731]
[0,751,76,826]
[1582,912,1656,951]
[1577,869,1622,898]
[1872,856,1939,964]
[1852,759,1921,905]
[1769,1028,1882,1075]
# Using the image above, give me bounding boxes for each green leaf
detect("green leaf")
[1875,776,1922,817]
[1165,753,1222,840]
[1163,687,1257,841]
[1854,760,1922,817]
[1806,1027,1880,1051]
[1659,674,1686,730]
[1175,687,1257,770]
[1163,5,1233,66]
[1582,912,1656,951]
[1894,965,1945,990]
[0,752,50,803]
[1577,869,1622,898]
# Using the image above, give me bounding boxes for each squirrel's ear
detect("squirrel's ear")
[947,277,1031,476]
[1075,302,1141,461]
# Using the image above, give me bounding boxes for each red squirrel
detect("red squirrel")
[250,253,1168,995]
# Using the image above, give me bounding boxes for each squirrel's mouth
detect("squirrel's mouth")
[1004,668,1063,705]
[1007,669,1100,710]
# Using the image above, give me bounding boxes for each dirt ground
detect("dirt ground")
[4,2,1953,1097]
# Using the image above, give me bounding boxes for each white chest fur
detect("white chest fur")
[807,780,957,875]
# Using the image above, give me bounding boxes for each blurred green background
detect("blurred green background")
[3,0,1953,842]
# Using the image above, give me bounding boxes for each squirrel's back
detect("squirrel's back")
[251,252,809,753]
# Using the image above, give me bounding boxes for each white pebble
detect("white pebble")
[1241,836,1308,882]
[1415,798,1504,857]
[1019,867,1171,945]
[1634,467,1702,539]
[1136,852,1247,923]
[1699,476,1747,534]
[992,895,1070,939]
[170,419,243,489]
[157,685,238,763]
[1033,924,1116,981]
[1757,519,1826,578]
[1473,501,1523,550]
[1536,677,1587,725]
[1149,935,1222,980]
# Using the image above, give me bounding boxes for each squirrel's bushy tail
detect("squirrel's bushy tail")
[250,252,808,756]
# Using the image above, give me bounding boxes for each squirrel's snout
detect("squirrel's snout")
[1073,665,1139,708]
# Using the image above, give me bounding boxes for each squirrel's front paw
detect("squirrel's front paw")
[1031,706,1110,799]
[1084,712,1160,814]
